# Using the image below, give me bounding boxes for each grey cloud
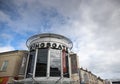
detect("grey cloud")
[38,0,81,17]
[0,0,72,34]
[0,0,21,20]
[85,50,120,79]
[35,0,120,79]
[77,0,120,51]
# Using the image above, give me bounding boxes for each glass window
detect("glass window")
[35,49,48,77]
[50,49,61,77]
[0,60,8,71]
[84,73,89,83]
[26,50,36,78]
[19,56,28,75]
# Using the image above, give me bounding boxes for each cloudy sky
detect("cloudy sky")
[0,0,120,79]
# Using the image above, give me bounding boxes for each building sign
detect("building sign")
[30,42,68,51]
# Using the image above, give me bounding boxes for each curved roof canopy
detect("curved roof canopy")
[26,33,73,49]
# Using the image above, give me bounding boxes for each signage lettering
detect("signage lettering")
[40,43,45,48]
[52,43,57,48]
[46,43,51,48]
[30,42,68,51]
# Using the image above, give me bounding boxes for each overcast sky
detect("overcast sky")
[0,0,120,79]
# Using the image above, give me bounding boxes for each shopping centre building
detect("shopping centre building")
[0,33,106,84]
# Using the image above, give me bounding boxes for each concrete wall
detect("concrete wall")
[80,68,105,84]
[97,78,105,84]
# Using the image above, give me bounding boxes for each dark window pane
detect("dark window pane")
[26,50,35,78]
[35,49,48,77]
[70,54,78,74]
[50,49,61,77]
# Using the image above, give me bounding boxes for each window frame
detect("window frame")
[0,60,8,71]
[49,49,62,77]
[26,50,36,78]
[35,48,48,77]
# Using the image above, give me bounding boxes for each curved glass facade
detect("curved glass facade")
[25,33,73,78]
[26,48,70,78]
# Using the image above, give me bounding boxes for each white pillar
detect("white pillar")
[24,52,30,78]
[33,49,38,78]
[47,48,50,77]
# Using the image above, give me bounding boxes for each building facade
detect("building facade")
[0,50,28,84]
[70,53,80,82]
[80,68,105,84]
[15,33,81,84]
[97,77,105,84]
[0,33,106,84]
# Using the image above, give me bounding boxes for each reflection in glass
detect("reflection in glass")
[0,60,8,71]
[26,50,35,78]
[19,56,27,75]
[50,49,61,76]
[35,49,48,77]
